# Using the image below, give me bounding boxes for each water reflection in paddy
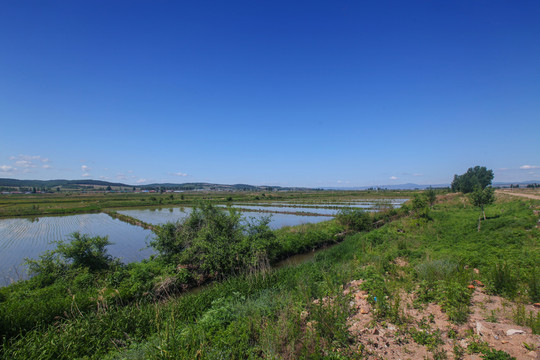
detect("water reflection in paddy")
[117,207,333,229]
[117,207,193,225]
[0,213,154,286]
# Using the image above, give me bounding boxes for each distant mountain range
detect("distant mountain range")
[0,178,307,192]
[1,178,537,192]
[322,183,449,190]
[324,180,539,190]
[0,178,129,188]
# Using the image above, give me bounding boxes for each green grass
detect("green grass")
[1,194,538,359]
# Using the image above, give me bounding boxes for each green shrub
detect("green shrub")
[335,208,372,232]
[481,349,516,360]
[25,249,67,286]
[409,317,443,350]
[55,232,114,271]
[152,203,278,280]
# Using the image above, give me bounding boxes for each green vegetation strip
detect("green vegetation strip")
[1,194,538,359]
[103,210,155,230]
[225,206,334,217]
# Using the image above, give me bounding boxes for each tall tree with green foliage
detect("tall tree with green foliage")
[451,166,494,193]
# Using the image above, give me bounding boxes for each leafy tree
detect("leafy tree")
[106,185,112,191]
[451,166,494,193]
[469,186,495,220]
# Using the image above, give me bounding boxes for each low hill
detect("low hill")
[0,178,307,192]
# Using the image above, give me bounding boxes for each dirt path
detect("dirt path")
[496,190,540,200]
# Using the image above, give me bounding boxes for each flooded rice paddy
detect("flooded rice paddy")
[0,199,406,286]
[116,207,333,229]
[0,213,154,286]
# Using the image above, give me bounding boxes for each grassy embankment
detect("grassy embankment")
[1,193,538,359]
[0,190,415,218]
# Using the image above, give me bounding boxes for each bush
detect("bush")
[26,232,114,279]
[25,249,67,286]
[481,349,516,360]
[411,194,431,219]
[151,203,278,280]
[55,232,114,271]
[335,208,372,232]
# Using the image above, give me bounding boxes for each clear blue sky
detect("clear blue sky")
[1,1,539,187]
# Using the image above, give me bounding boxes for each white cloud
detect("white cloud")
[81,165,91,172]
[15,160,34,168]
[390,176,398,180]
[10,155,49,167]
[136,179,147,184]
[520,165,540,170]
[4,155,52,174]
[413,173,423,177]
[174,172,188,177]
[0,165,16,172]
[116,174,127,180]
[18,155,40,160]
[99,176,110,180]
[82,173,91,177]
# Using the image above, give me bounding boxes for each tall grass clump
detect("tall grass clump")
[416,259,459,283]
[489,263,518,298]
